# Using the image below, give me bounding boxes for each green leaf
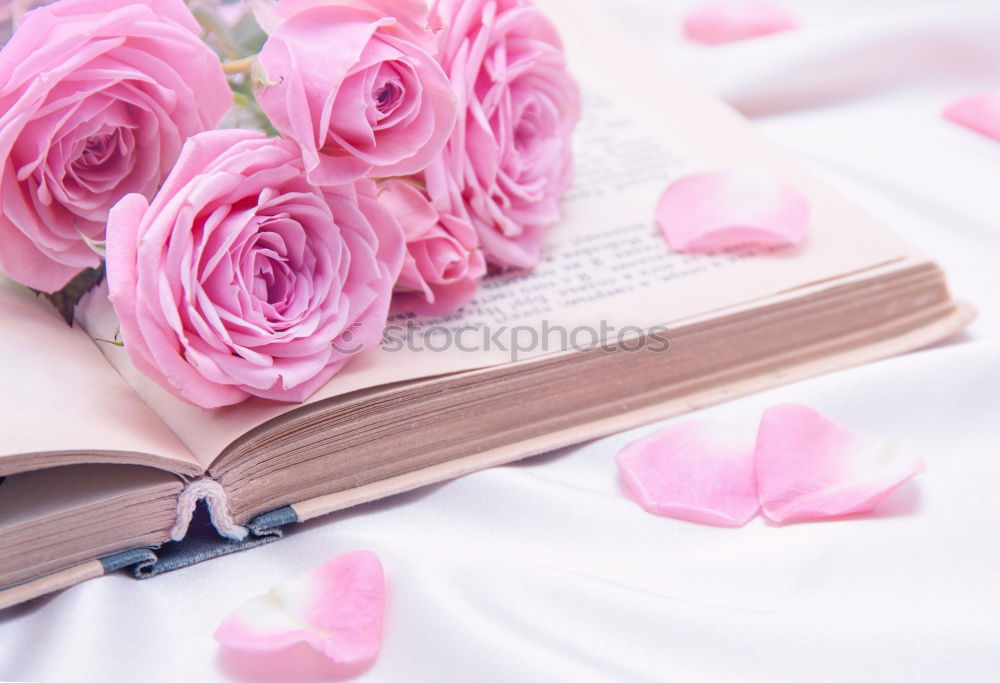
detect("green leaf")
[94,327,124,348]
[78,229,106,258]
[37,263,106,326]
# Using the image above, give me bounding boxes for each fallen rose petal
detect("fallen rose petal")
[943,92,1000,143]
[656,170,810,253]
[215,551,385,665]
[755,404,925,524]
[616,420,760,527]
[683,1,798,45]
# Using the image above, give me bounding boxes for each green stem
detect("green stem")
[222,56,257,75]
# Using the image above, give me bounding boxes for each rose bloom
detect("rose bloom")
[379,162,486,316]
[254,0,457,186]
[0,0,229,292]
[431,0,580,270]
[106,130,405,409]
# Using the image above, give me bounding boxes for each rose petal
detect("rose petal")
[377,179,440,240]
[755,404,925,524]
[683,1,798,45]
[214,551,385,665]
[656,170,810,253]
[943,92,1000,143]
[616,420,760,527]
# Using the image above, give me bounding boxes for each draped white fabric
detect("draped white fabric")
[3,1,1000,680]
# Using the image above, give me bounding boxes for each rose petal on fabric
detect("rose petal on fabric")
[755,404,925,524]
[215,551,385,665]
[656,170,810,253]
[943,92,1000,143]
[683,1,798,45]
[616,420,760,527]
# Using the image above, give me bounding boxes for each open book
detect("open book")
[0,0,971,608]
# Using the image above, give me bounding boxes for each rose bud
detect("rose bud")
[253,0,457,186]
[378,168,486,316]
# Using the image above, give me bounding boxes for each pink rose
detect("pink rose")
[379,162,486,316]
[432,0,580,270]
[0,0,230,292]
[106,129,405,409]
[253,0,457,186]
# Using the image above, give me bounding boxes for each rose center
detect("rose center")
[423,237,466,282]
[373,81,403,116]
[246,220,299,312]
[80,134,114,167]
[514,120,539,151]
[254,255,288,304]
[65,126,135,196]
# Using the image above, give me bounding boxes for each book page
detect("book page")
[0,463,181,589]
[0,277,199,477]
[0,463,181,531]
[77,0,922,464]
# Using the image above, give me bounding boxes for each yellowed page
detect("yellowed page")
[78,0,921,463]
[0,464,181,530]
[0,277,199,476]
[0,464,181,589]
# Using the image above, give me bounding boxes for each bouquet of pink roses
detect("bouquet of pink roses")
[0,0,579,408]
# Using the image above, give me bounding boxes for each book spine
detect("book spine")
[171,477,246,541]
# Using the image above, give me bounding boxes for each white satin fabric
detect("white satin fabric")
[3,1,1000,680]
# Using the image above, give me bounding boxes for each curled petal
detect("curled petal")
[377,179,440,240]
[683,1,798,45]
[616,420,760,527]
[272,0,436,51]
[755,404,925,524]
[656,170,810,253]
[215,551,385,665]
[250,0,282,34]
[943,92,1000,143]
